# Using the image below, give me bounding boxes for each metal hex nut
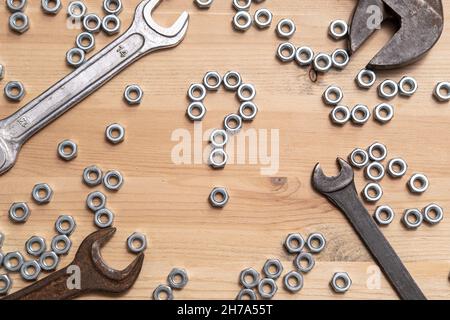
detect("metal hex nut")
[32,183,53,204]
[0,274,12,296]
[0,64,5,80]
[9,12,30,33]
[195,0,213,9]
[330,272,352,293]
[239,267,260,289]
[9,202,31,223]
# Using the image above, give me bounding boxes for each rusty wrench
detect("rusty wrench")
[0,0,189,175]
[349,0,444,69]
[3,228,144,300]
[312,158,426,300]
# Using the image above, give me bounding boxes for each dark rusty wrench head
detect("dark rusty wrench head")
[349,0,444,70]
[312,158,354,194]
[74,227,144,295]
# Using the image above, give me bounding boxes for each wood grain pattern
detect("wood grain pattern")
[0,0,449,300]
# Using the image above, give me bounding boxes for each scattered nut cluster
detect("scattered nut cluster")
[348,143,444,229]
[152,268,189,300]
[236,231,334,300]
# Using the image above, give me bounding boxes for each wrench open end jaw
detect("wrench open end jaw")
[349,0,444,70]
[312,158,354,194]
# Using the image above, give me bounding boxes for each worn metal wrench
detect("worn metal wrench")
[3,228,144,300]
[349,0,444,69]
[0,0,189,175]
[312,158,426,300]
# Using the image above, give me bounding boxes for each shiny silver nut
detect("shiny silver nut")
[9,14,28,34]
[167,268,189,289]
[373,205,395,226]
[276,42,296,63]
[330,105,351,126]
[329,20,348,40]
[368,142,388,162]
[295,46,314,66]
[57,139,78,161]
[233,0,251,11]
[195,0,213,9]
[374,103,395,124]
[365,162,385,182]
[233,11,252,32]
[306,233,326,253]
[103,170,124,191]
[362,182,383,203]
[32,183,53,204]
[3,251,24,272]
[124,84,143,105]
[323,85,343,105]
[20,260,41,281]
[0,64,5,80]
[25,236,46,256]
[402,209,423,229]
[209,187,229,207]
[294,252,315,273]
[348,148,369,169]
[351,104,371,125]
[102,14,121,35]
[239,101,258,121]
[94,208,115,228]
[387,158,408,178]
[331,272,352,293]
[51,234,72,255]
[67,1,87,19]
[239,267,260,289]
[66,48,85,68]
[55,215,77,236]
[237,83,256,102]
[355,69,376,89]
[127,232,147,254]
[4,81,26,102]
[41,0,62,15]
[86,191,107,212]
[223,71,242,91]
[209,149,228,169]
[83,13,102,33]
[39,251,60,271]
[283,271,304,293]
[210,129,228,148]
[186,102,207,121]
[408,173,429,194]
[9,202,31,223]
[378,79,399,100]
[331,49,350,70]
[105,123,125,144]
[76,32,95,53]
[153,284,173,300]
[6,0,27,12]
[276,18,296,39]
[0,274,12,295]
[284,233,305,254]
[434,82,450,102]
[423,204,444,225]
[258,278,278,299]
[254,8,273,29]
[236,288,257,300]
[83,165,103,187]
[187,83,207,102]
[103,0,123,15]
[398,76,418,96]
[263,259,283,280]
[314,53,333,73]
[0,252,3,267]
[203,71,222,91]
[224,113,243,134]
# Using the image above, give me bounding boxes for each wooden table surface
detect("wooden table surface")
[0,0,449,300]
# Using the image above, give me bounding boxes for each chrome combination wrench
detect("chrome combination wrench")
[0,0,189,175]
